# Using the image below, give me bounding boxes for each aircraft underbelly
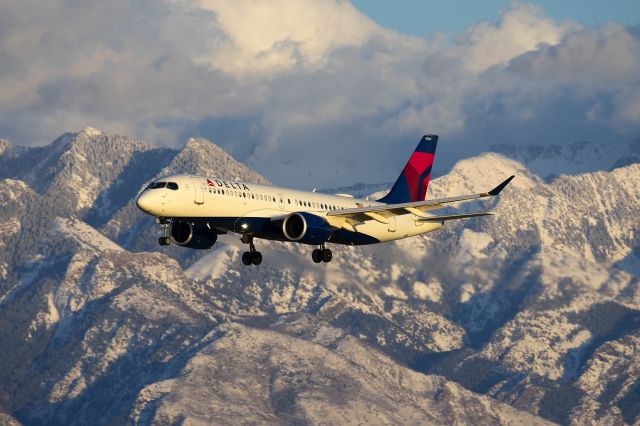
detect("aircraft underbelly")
[354,215,442,243]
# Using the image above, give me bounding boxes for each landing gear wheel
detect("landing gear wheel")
[321,248,332,263]
[158,221,171,246]
[240,235,263,266]
[312,249,322,263]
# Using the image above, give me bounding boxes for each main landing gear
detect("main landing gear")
[312,244,332,263]
[241,235,262,266]
[158,220,171,246]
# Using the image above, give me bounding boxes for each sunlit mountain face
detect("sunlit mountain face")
[0,128,639,425]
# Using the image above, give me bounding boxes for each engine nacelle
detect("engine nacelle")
[170,221,218,249]
[282,212,332,245]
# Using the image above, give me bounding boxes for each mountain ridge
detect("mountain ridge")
[0,128,638,425]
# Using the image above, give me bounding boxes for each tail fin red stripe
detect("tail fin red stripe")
[378,135,438,204]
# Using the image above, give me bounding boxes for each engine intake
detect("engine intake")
[170,221,218,249]
[282,212,332,245]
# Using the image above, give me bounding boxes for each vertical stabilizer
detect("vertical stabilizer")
[378,135,438,204]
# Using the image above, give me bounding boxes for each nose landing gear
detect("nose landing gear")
[241,235,262,266]
[312,244,332,263]
[158,220,171,246]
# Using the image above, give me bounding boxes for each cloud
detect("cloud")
[456,3,578,72]
[0,1,639,186]
[179,0,385,75]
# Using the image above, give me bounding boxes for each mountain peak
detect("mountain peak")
[180,137,231,159]
[489,139,640,181]
[166,137,270,184]
[428,152,540,197]
[79,127,103,137]
[185,136,215,148]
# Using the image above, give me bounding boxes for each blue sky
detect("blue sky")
[352,1,640,36]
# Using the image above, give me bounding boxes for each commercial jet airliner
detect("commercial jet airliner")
[136,135,514,265]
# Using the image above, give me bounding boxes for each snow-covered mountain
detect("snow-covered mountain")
[489,139,640,182]
[1,128,639,425]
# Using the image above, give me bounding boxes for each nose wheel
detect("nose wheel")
[241,235,262,266]
[158,221,171,246]
[312,244,332,263]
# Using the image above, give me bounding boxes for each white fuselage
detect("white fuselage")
[136,174,442,245]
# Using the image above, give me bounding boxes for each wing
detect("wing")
[325,175,514,229]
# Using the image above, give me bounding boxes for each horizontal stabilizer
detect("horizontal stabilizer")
[417,212,494,222]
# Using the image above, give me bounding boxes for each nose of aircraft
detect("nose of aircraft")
[136,192,154,213]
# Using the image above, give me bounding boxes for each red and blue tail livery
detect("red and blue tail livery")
[136,133,513,265]
[378,134,438,204]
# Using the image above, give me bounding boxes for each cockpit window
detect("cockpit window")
[167,182,179,190]
[147,181,167,190]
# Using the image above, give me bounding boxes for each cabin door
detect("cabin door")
[191,178,204,205]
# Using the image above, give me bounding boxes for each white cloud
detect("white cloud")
[0,1,638,186]
[181,0,385,75]
[456,4,578,72]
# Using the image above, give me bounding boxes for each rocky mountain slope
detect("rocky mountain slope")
[0,128,638,425]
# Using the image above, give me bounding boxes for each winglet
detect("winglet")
[487,175,515,196]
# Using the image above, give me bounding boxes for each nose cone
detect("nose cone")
[136,192,154,213]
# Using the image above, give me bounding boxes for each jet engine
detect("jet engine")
[170,221,218,249]
[282,212,332,245]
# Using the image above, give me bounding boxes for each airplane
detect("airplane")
[136,135,514,265]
